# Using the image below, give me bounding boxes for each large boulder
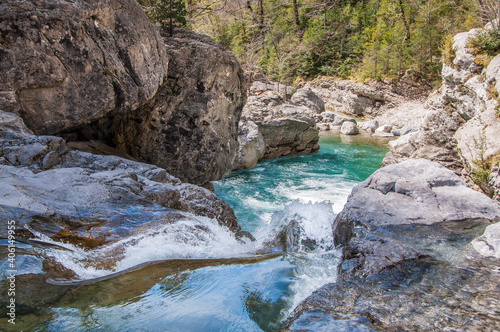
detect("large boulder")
[290,87,325,113]
[113,32,246,185]
[0,0,168,135]
[287,159,500,331]
[256,118,319,160]
[340,121,358,135]
[334,159,500,245]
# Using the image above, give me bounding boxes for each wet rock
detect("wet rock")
[287,158,500,331]
[114,31,246,185]
[0,0,168,135]
[0,112,243,240]
[288,257,500,331]
[340,122,358,135]
[233,119,265,170]
[266,201,336,254]
[472,222,500,259]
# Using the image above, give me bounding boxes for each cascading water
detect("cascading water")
[3,133,388,331]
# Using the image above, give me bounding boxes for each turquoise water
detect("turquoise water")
[9,133,388,331]
[215,133,389,232]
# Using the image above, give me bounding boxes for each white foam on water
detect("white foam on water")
[34,214,258,280]
[259,201,343,315]
[270,177,357,215]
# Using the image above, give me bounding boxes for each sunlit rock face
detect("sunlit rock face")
[383,26,500,196]
[235,75,321,170]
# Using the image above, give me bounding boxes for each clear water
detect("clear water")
[6,133,388,331]
[215,133,390,232]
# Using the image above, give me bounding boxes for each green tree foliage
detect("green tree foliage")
[145,0,188,36]
[153,0,488,83]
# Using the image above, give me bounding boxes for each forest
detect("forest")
[141,0,499,88]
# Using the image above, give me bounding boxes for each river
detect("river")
[8,133,388,331]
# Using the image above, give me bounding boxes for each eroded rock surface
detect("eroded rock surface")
[236,79,320,169]
[114,31,246,184]
[0,0,168,135]
[383,25,500,196]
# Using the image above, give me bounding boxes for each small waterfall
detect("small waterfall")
[25,212,259,282]
[263,201,342,314]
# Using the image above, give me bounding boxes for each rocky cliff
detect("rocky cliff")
[0,0,246,185]
[0,0,168,135]
[383,25,500,199]
[114,31,246,184]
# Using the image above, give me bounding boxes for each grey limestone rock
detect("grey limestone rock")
[0,0,168,135]
[333,159,500,246]
[472,222,500,259]
[290,87,325,113]
[114,32,246,185]
[358,120,379,133]
[232,119,266,170]
[340,121,359,135]
[239,72,320,166]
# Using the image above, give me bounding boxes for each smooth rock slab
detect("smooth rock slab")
[333,159,500,246]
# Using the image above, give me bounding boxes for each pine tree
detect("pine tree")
[152,0,188,36]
